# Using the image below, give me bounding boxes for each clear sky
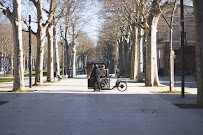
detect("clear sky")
[20,0,103,46]
[80,0,104,46]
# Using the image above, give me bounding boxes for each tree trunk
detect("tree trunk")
[26,56,29,71]
[169,1,177,91]
[137,28,144,82]
[130,26,138,80]
[0,53,3,71]
[169,27,174,91]
[12,0,24,90]
[3,55,6,76]
[46,24,54,82]
[62,43,65,76]
[119,37,123,76]
[35,30,45,84]
[64,20,70,77]
[71,21,77,78]
[35,0,45,85]
[82,54,85,73]
[54,32,60,77]
[115,41,119,73]
[72,42,76,77]
[145,15,160,86]
[65,39,70,77]
[126,38,131,78]
[193,0,203,105]
[11,53,14,75]
[32,57,35,71]
[123,38,128,77]
[23,56,25,71]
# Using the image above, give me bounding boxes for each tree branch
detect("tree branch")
[43,8,49,14]
[22,29,37,36]
[22,19,37,36]
[43,15,54,30]
[161,1,169,11]
[29,0,37,8]
[161,14,170,28]
[23,19,29,29]
[43,0,57,30]
[0,5,7,10]
[55,8,65,25]
[0,2,13,23]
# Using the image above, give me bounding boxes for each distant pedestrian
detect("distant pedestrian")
[161,68,164,77]
[158,68,161,77]
[158,68,164,77]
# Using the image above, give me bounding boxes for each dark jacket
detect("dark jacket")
[90,67,99,81]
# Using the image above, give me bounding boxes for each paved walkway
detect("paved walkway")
[0,75,202,135]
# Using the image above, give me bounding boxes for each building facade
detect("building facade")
[157,5,195,75]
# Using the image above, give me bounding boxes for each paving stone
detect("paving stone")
[0,75,202,135]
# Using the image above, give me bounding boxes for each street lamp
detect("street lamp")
[180,0,185,98]
[29,15,32,88]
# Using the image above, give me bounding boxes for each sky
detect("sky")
[3,0,193,46]
[19,0,103,46]
[80,0,104,45]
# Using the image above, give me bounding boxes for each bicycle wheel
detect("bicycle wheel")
[117,81,127,92]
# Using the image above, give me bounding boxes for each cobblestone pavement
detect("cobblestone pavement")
[0,75,202,135]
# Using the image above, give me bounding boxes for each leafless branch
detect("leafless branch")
[29,0,37,8]
[22,29,37,36]
[0,2,13,23]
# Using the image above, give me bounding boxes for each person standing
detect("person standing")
[90,64,101,92]
[99,65,106,78]
[97,65,107,91]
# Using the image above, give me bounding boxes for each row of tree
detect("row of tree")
[0,0,203,105]
[98,0,203,105]
[97,0,191,87]
[0,0,95,90]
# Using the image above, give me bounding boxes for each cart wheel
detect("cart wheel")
[117,81,127,92]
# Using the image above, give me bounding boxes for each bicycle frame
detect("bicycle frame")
[110,76,121,90]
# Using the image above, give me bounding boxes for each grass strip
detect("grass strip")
[24,70,47,77]
[32,84,50,86]
[0,78,14,83]
[153,85,167,87]
[0,90,36,92]
[161,91,191,94]
[150,90,191,94]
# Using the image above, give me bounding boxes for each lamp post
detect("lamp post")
[29,15,32,88]
[180,0,185,98]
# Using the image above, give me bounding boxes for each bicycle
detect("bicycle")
[110,75,127,92]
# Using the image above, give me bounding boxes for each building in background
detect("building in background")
[157,4,195,75]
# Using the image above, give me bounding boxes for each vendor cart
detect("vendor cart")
[87,60,110,90]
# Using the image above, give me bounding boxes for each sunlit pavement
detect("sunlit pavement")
[0,75,202,135]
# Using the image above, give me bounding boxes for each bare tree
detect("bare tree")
[100,0,174,86]
[59,0,77,77]
[46,0,57,82]
[77,32,95,72]
[168,1,178,91]
[46,22,54,82]
[0,0,24,90]
[101,1,132,76]
[59,0,85,77]
[70,17,78,77]
[137,28,144,82]
[44,0,65,81]
[27,0,55,85]
[135,0,170,86]
[0,23,13,73]
[53,21,60,78]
